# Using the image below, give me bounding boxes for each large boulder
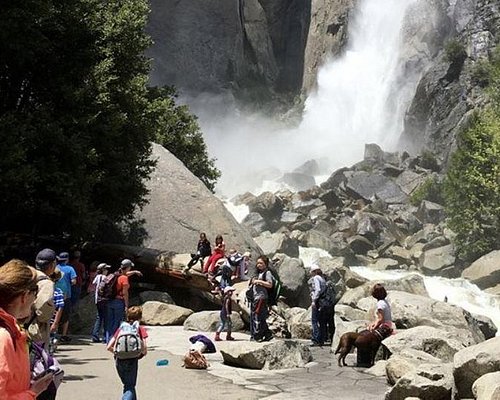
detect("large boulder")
[254,231,299,258]
[383,326,466,362]
[461,250,500,291]
[138,144,260,254]
[142,301,193,325]
[453,336,500,399]
[344,171,408,204]
[416,200,445,224]
[272,254,309,307]
[385,363,453,400]
[285,307,311,339]
[248,192,283,221]
[241,212,269,237]
[138,290,174,304]
[220,340,312,370]
[183,310,245,332]
[386,349,442,385]
[472,371,500,400]
[418,244,457,277]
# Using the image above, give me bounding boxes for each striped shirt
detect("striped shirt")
[50,288,65,326]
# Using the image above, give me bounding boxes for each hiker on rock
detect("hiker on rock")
[250,255,273,342]
[215,286,235,341]
[186,232,211,270]
[203,234,225,274]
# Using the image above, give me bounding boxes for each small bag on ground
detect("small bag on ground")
[182,350,209,369]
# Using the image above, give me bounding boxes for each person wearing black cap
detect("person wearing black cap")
[27,248,57,348]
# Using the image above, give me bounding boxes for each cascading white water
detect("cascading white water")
[351,267,500,335]
[190,0,420,197]
[296,0,417,168]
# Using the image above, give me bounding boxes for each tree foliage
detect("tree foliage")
[0,0,218,244]
[147,87,220,192]
[444,48,500,261]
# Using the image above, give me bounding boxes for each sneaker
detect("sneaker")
[91,337,101,343]
[226,336,235,341]
[59,336,71,343]
[309,341,323,347]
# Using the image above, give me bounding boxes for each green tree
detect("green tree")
[0,0,218,244]
[147,87,220,192]
[444,46,500,262]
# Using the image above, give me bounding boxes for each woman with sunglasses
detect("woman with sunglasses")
[0,259,53,399]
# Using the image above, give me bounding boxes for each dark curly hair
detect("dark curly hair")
[371,283,387,300]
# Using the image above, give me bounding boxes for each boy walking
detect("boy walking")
[107,306,148,400]
[214,286,235,341]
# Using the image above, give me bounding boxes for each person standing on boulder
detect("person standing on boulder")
[308,265,327,346]
[250,255,273,342]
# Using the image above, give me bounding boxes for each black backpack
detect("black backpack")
[264,270,282,307]
[97,272,119,301]
[318,280,336,308]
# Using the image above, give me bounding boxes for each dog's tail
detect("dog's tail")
[334,342,341,355]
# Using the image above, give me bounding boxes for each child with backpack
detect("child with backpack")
[214,286,235,341]
[107,306,148,400]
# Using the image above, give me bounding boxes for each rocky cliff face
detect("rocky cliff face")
[147,0,352,102]
[400,0,499,161]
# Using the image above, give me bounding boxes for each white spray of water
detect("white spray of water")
[351,266,500,334]
[188,0,420,197]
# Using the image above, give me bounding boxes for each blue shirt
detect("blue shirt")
[55,263,77,298]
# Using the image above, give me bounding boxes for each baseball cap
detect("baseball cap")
[35,248,57,268]
[97,263,111,271]
[57,252,69,262]
[224,286,235,294]
[121,259,134,268]
[310,265,321,272]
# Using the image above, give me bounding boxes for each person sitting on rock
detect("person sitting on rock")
[209,258,228,294]
[367,283,393,340]
[186,232,211,270]
[203,234,225,274]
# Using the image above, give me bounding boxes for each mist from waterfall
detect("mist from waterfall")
[186,0,420,197]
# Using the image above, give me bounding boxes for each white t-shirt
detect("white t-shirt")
[92,274,105,304]
[376,299,392,323]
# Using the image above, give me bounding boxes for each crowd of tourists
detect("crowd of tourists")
[0,233,392,400]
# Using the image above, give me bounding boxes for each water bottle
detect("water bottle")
[156,359,169,367]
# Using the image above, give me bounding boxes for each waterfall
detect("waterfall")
[190,0,421,197]
[297,0,418,168]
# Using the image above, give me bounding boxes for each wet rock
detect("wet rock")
[280,172,316,192]
[418,244,457,277]
[248,191,283,220]
[319,189,344,209]
[345,171,408,204]
[302,229,335,254]
[347,235,375,255]
[241,212,269,237]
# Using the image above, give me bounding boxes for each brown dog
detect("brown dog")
[334,330,382,367]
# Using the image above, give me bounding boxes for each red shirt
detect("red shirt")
[70,260,86,287]
[116,275,129,299]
